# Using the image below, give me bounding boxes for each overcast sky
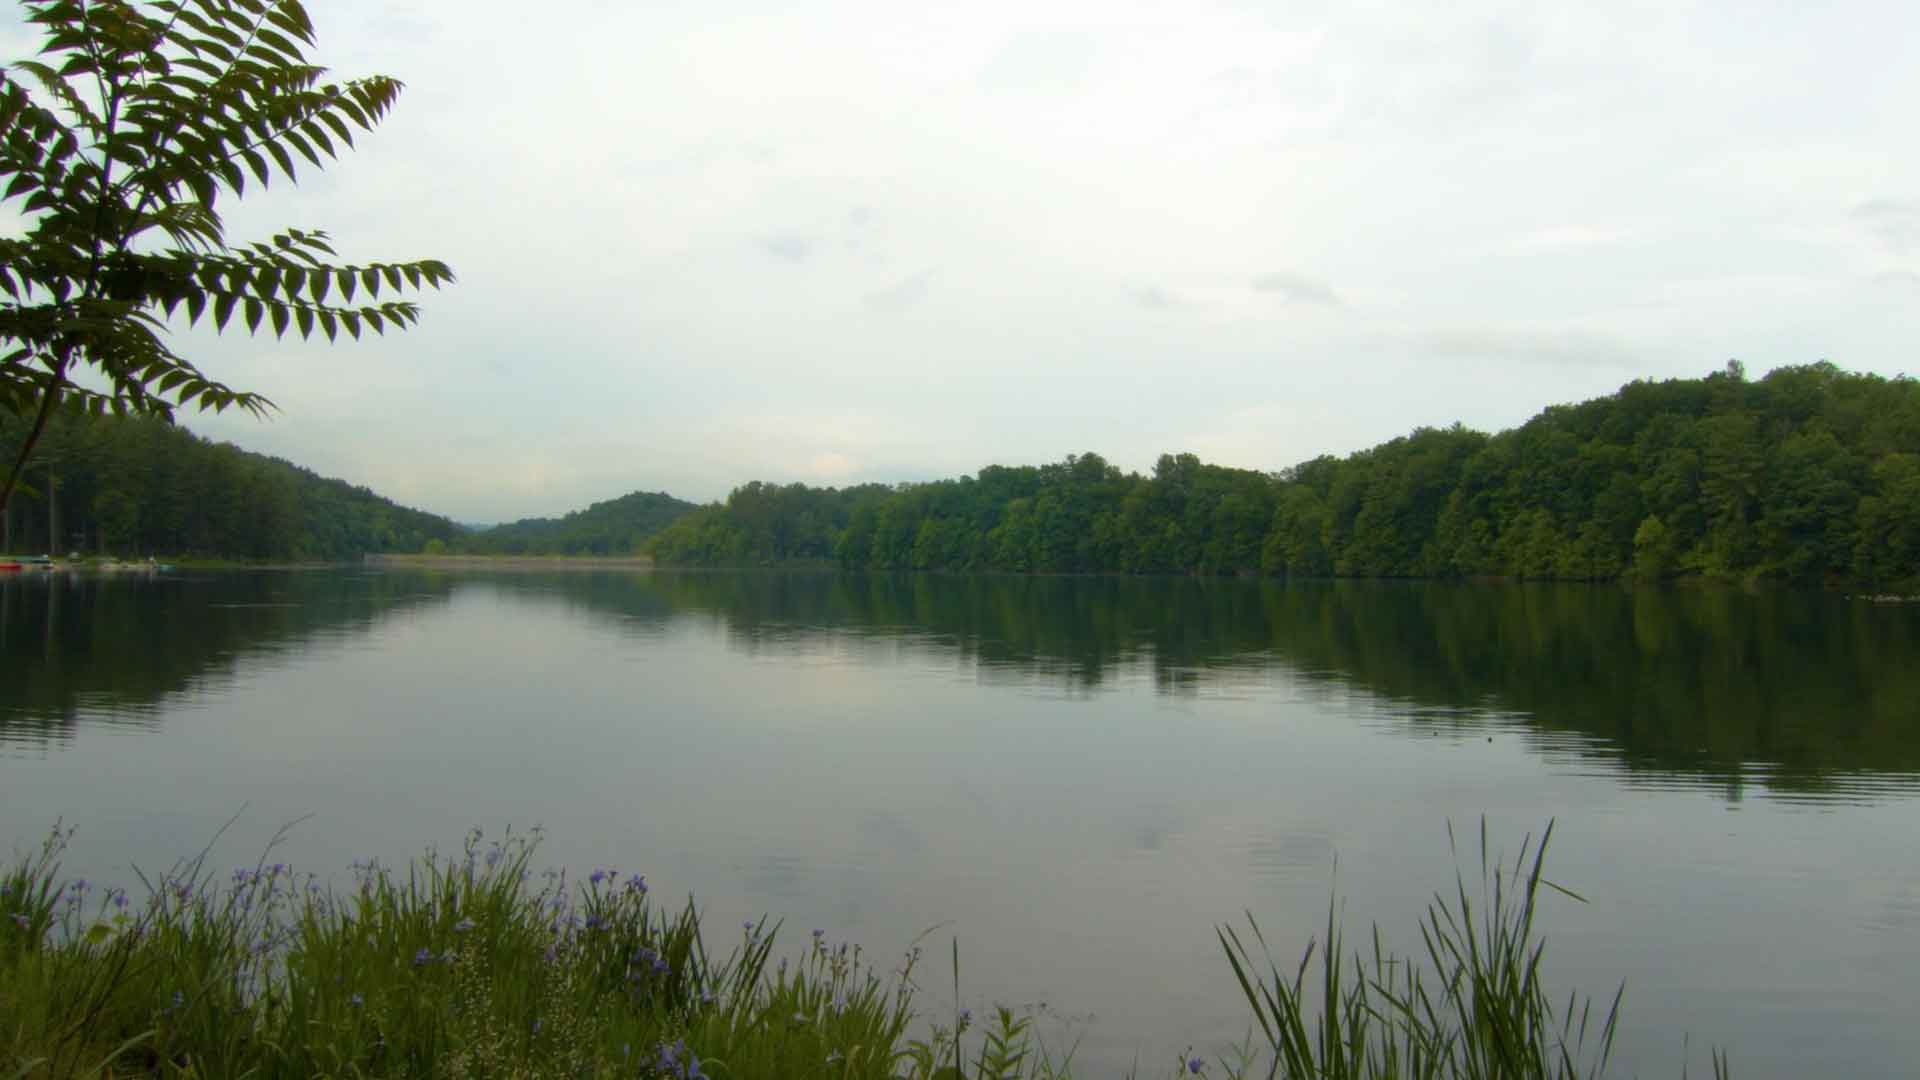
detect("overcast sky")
[5,0,1918,522]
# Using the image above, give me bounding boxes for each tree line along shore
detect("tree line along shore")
[645,363,1919,590]
[5,362,1917,590]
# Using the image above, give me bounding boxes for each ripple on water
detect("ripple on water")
[1243,831,1336,881]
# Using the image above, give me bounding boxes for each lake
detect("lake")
[3,569,1918,1077]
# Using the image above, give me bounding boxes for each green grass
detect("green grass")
[0,823,1727,1079]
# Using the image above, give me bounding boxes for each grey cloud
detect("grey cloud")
[1855,199,1920,254]
[758,233,817,262]
[842,207,878,252]
[1253,272,1341,306]
[1133,286,1186,310]
[1423,327,1636,370]
[864,271,932,313]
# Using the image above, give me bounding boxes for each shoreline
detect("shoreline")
[365,553,656,571]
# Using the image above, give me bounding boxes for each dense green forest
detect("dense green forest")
[647,363,1920,587]
[0,412,459,560]
[452,490,695,556]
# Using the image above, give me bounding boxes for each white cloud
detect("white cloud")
[978,31,1099,91]
[1422,327,1638,370]
[1509,225,1630,254]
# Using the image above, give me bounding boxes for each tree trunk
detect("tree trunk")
[47,467,58,556]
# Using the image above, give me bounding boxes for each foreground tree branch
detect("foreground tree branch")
[0,0,454,514]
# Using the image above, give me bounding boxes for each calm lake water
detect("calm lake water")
[4,569,1919,1077]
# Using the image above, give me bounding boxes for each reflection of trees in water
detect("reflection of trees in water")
[511,572,1920,794]
[1258,582,1920,796]
[0,572,455,746]
[9,568,1917,795]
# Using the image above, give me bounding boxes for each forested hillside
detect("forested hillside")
[455,490,695,556]
[0,412,458,560]
[647,363,1920,587]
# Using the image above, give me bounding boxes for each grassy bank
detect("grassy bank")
[0,824,1726,1079]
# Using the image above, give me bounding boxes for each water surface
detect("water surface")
[3,570,1918,1077]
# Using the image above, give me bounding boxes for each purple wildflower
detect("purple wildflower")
[349,992,364,1007]
[1188,1055,1204,1074]
[412,947,434,967]
[453,917,476,933]
[589,868,608,886]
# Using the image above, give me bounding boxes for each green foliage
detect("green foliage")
[0,408,458,558]
[1631,516,1673,579]
[0,0,452,510]
[646,364,1920,589]
[458,490,697,557]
